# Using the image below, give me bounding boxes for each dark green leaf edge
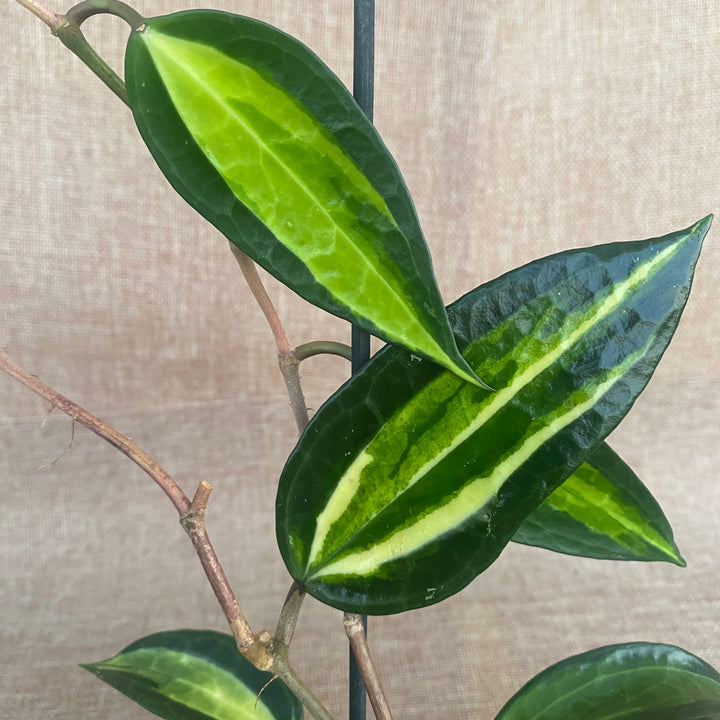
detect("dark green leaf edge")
[124,10,481,386]
[512,441,686,565]
[276,217,710,614]
[494,642,720,720]
[82,629,302,720]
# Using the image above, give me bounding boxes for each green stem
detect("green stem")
[54,20,129,105]
[295,341,353,362]
[270,583,335,720]
[15,0,132,104]
[55,0,146,105]
[272,656,336,720]
[274,580,306,649]
[65,0,144,28]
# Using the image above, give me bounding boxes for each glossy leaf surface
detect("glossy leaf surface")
[82,630,301,720]
[513,441,685,564]
[494,643,720,720]
[276,218,710,614]
[124,10,482,386]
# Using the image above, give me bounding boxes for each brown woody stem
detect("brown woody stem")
[0,350,190,514]
[10,2,370,712]
[228,243,312,434]
[228,243,292,354]
[0,350,269,668]
[344,613,394,720]
[13,0,63,29]
[180,481,269,667]
[0,350,340,717]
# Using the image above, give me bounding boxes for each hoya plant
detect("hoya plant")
[3,1,719,718]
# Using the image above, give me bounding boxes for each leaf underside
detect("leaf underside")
[82,630,302,720]
[276,217,710,614]
[124,10,482,386]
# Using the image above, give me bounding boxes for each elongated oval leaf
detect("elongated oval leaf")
[512,441,685,565]
[494,642,720,720]
[82,630,302,720]
[276,217,710,614]
[123,10,483,387]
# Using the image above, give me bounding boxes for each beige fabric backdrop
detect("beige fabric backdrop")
[2,1,719,718]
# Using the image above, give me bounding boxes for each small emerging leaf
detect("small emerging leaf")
[513,441,685,565]
[276,218,710,614]
[124,10,483,387]
[494,642,720,720]
[82,630,302,720]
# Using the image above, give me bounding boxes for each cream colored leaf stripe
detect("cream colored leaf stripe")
[305,238,686,579]
[545,470,678,559]
[104,648,277,720]
[140,29,461,375]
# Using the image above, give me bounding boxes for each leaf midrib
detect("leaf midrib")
[308,241,682,570]
[143,29,443,351]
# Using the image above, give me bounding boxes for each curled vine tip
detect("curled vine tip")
[66,0,145,30]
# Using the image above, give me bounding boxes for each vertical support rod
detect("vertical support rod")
[353,0,375,123]
[350,1,374,718]
[351,0,374,377]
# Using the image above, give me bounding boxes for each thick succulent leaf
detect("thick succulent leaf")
[123,10,482,387]
[82,630,301,720]
[512,441,685,565]
[276,218,710,614]
[494,642,720,720]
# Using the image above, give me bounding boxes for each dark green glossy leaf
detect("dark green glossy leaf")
[124,10,483,387]
[512,441,685,565]
[276,218,710,614]
[82,630,301,720]
[494,643,720,720]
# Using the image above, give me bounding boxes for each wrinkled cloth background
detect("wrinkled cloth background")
[2,2,719,718]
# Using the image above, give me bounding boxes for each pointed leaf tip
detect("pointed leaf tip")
[277,221,707,614]
[124,9,485,386]
[696,214,713,233]
[512,441,686,565]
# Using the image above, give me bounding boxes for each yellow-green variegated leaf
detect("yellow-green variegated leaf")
[276,218,710,614]
[82,630,301,720]
[512,441,685,565]
[123,10,483,387]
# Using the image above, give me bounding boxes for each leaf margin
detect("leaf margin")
[512,441,686,565]
[81,629,302,720]
[276,216,711,614]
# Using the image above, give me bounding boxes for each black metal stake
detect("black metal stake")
[351,1,374,376]
[350,1,374,718]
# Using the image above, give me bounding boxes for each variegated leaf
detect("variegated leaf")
[494,643,720,720]
[124,10,483,387]
[82,630,302,720]
[276,217,710,614]
[513,441,685,565]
